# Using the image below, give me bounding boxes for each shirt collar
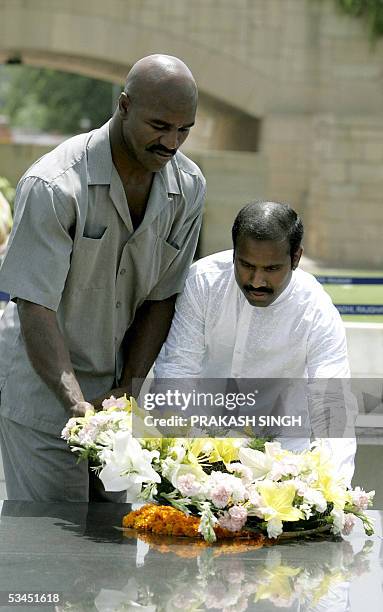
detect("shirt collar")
[269,271,297,307]
[87,121,181,195]
[160,156,181,195]
[86,121,113,185]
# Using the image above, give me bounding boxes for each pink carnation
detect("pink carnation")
[342,513,356,535]
[218,506,248,532]
[102,396,127,409]
[177,473,201,497]
[211,485,231,509]
[350,487,372,511]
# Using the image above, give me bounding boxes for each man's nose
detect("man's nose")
[249,269,266,286]
[160,129,179,151]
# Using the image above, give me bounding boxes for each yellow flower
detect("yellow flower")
[186,439,210,460]
[307,445,346,509]
[186,438,242,464]
[208,439,242,463]
[258,481,304,522]
[316,473,347,509]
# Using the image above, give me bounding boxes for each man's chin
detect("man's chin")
[146,150,174,170]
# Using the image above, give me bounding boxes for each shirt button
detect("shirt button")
[120,268,126,275]
[116,301,121,309]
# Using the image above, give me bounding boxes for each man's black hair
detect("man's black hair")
[232,201,304,261]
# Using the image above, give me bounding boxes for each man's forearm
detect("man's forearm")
[119,296,176,395]
[17,299,89,414]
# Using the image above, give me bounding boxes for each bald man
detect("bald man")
[0,55,206,501]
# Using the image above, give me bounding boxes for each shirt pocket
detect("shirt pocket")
[67,227,111,290]
[144,236,180,295]
[122,235,180,300]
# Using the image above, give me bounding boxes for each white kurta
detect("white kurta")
[155,250,356,484]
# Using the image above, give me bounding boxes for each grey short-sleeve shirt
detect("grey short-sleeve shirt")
[0,122,205,434]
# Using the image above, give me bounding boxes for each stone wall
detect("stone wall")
[306,115,383,267]
[192,150,266,255]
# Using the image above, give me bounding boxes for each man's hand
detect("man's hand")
[91,386,131,411]
[70,401,95,418]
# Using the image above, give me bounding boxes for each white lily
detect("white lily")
[99,431,160,499]
[239,442,283,479]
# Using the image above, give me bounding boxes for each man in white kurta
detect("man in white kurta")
[155,201,356,485]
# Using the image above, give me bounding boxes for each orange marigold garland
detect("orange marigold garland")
[122,503,266,544]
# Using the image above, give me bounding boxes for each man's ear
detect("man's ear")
[292,246,303,270]
[118,92,131,117]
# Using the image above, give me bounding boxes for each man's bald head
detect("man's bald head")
[124,55,197,108]
[111,54,197,174]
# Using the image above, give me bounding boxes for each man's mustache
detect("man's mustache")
[244,285,273,294]
[148,144,176,155]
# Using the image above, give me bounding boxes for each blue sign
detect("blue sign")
[335,304,383,315]
[316,276,383,285]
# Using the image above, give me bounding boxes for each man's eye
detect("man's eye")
[265,266,280,271]
[179,127,190,133]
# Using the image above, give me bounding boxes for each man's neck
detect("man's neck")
[109,116,153,187]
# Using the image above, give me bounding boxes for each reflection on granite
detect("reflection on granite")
[0,502,382,611]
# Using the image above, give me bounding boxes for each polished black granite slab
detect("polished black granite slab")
[0,501,382,611]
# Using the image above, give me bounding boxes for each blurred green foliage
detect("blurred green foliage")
[335,0,383,38]
[2,66,117,134]
[0,177,15,210]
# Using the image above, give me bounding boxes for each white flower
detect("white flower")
[170,444,186,462]
[299,503,313,519]
[266,518,283,539]
[238,442,282,479]
[293,478,308,496]
[330,508,345,534]
[99,431,160,500]
[269,455,302,481]
[302,488,327,513]
[61,418,78,440]
[160,457,179,481]
[246,485,265,518]
[227,462,253,484]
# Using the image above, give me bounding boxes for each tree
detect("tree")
[3,66,117,134]
[334,0,383,39]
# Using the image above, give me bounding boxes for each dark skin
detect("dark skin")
[18,55,198,417]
